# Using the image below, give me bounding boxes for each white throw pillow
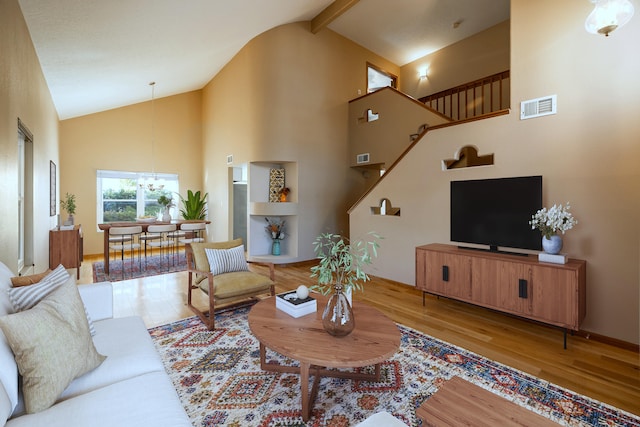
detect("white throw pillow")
[205,245,249,275]
[0,262,18,420]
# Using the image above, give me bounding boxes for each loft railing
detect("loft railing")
[418,70,510,121]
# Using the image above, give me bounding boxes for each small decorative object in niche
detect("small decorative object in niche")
[269,168,285,202]
[371,198,400,216]
[278,187,290,202]
[443,145,494,170]
[49,161,56,216]
[265,217,285,256]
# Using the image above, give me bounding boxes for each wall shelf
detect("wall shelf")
[247,161,298,264]
[250,202,298,216]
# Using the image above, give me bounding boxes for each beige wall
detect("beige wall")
[351,0,640,344]
[400,20,510,100]
[348,88,450,168]
[0,0,60,274]
[201,22,400,261]
[60,91,203,254]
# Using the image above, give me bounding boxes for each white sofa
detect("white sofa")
[0,262,191,427]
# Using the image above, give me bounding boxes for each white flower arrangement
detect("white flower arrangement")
[529,202,578,239]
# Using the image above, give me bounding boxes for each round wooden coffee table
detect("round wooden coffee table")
[248,293,400,421]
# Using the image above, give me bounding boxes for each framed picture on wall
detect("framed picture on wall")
[50,161,56,216]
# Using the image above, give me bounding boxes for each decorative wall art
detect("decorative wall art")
[269,168,285,203]
[49,161,56,216]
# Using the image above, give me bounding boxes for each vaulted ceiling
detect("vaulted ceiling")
[18,0,509,119]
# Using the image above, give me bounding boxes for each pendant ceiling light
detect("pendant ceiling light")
[585,0,635,36]
[141,82,164,192]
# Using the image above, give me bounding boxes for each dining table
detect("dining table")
[97,220,210,276]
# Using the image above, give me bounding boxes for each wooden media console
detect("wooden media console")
[416,244,586,348]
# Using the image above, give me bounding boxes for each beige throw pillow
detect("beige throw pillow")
[0,279,106,413]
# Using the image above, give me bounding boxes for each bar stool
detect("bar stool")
[108,226,142,279]
[145,224,177,269]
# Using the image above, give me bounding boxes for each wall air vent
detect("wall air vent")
[520,94,557,120]
[356,153,370,164]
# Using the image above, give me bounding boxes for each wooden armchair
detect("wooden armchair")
[185,238,275,330]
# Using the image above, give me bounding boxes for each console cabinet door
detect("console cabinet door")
[471,258,499,307]
[496,261,532,315]
[473,259,532,314]
[530,265,578,329]
[421,250,471,300]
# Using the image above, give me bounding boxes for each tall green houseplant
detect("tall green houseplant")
[179,190,208,220]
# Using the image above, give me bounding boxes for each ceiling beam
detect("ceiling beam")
[310,0,360,34]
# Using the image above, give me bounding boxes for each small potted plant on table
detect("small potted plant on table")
[60,192,76,226]
[310,232,381,337]
[157,195,175,222]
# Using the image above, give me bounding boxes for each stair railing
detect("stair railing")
[418,70,510,121]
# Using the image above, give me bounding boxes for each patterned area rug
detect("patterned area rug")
[149,307,640,427]
[93,253,187,282]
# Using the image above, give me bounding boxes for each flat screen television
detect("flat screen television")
[450,176,543,253]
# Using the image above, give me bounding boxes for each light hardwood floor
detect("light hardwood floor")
[79,254,639,416]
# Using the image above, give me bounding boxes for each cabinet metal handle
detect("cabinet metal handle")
[518,279,528,298]
[442,265,449,282]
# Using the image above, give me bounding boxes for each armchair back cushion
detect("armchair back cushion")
[189,239,244,285]
[204,245,249,275]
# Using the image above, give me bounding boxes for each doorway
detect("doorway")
[18,119,34,274]
[230,166,247,245]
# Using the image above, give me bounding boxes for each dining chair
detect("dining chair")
[108,226,142,279]
[178,222,207,245]
[145,224,177,269]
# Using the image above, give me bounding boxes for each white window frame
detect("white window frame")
[96,170,179,227]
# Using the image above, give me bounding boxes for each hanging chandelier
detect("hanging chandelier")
[140,82,164,192]
[585,0,635,36]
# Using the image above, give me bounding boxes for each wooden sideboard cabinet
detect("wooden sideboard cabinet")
[49,225,83,279]
[416,243,586,347]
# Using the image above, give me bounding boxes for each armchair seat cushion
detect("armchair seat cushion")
[199,271,274,300]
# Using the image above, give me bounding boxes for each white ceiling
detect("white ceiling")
[18,0,509,120]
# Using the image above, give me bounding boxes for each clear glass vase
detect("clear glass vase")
[322,284,355,337]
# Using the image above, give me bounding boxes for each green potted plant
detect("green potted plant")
[60,192,76,225]
[310,232,381,336]
[179,190,208,220]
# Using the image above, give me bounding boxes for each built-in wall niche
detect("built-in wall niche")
[357,108,380,123]
[247,161,298,263]
[371,198,401,216]
[442,145,494,170]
